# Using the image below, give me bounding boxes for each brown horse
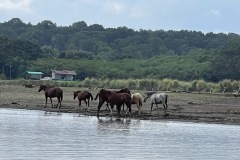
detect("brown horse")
[95,89,132,117]
[38,84,63,108]
[131,93,143,116]
[105,88,131,111]
[73,90,93,110]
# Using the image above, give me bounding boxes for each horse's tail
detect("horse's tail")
[89,93,93,101]
[60,92,63,102]
[94,93,99,100]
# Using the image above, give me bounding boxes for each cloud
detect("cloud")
[0,0,32,12]
[130,6,148,19]
[209,9,221,16]
[103,2,125,14]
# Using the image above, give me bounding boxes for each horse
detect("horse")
[143,92,168,113]
[105,88,131,111]
[73,90,93,110]
[131,93,143,116]
[38,84,63,109]
[95,89,132,117]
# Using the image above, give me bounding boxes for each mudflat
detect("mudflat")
[1,85,240,125]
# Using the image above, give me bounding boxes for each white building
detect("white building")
[51,70,77,81]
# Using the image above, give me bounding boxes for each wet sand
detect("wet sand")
[1,85,240,125]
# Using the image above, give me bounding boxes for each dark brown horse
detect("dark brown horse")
[104,88,131,111]
[73,90,93,110]
[95,89,132,117]
[38,84,63,108]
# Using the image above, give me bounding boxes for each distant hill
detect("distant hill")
[1,18,240,82]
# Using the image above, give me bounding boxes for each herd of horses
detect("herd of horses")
[38,84,168,117]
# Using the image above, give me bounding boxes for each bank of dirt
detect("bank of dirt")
[1,85,240,125]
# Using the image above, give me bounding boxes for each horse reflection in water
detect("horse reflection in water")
[97,117,132,135]
[38,84,63,109]
[73,90,93,111]
[143,92,168,113]
[95,89,132,117]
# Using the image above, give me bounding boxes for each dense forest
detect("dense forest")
[1,18,240,82]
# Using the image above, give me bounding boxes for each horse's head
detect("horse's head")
[143,91,156,102]
[117,88,131,95]
[143,95,149,102]
[38,85,47,92]
[73,91,81,100]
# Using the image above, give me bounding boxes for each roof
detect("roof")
[51,70,77,75]
[26,71,43,75]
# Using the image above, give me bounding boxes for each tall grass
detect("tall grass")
[1,78,240,93]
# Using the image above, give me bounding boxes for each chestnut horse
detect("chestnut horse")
[95,89,132,117]
[131,93,143,116]
[38,84,63,108]
[73,90,93,110]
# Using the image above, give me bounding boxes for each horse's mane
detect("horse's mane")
[116,88,131,94]
[75,90,82,93]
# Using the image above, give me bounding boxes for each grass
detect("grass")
[0,78,240,93]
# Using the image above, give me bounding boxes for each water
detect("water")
[0,109,240,160]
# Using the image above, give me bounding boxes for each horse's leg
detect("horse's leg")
[165,101,168,111]
[125,103,129,115]
[162,103,166,110]
[105,102,110,111]
[116,104,121,117]
[86,98,90,111]
[57,97,61,109]
[83,99,87,111]
[97,100,104,117]
[156,104,159,113]
[137,103,140,116]
[79,100,82,110]
[87,98,90,107]
[109,104,115,117]
[50,98,54,108]
[59,97,61,109]
[126,103,131,117]
[150,103,154,113]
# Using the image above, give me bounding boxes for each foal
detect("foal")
[73,90,93,110]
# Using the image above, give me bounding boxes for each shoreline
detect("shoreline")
[1,85,240,126]
[1,103,239,126]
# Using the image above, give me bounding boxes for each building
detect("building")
[26,71,43,80]
[51,70,77,81]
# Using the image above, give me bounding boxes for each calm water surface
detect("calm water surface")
[0,108,240,160]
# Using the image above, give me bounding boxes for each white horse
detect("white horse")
[131,93,143,116]
[143,92,168,113]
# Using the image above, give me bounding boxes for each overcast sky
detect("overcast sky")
[0,0,239,34]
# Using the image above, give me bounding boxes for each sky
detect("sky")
[0,0,240,34]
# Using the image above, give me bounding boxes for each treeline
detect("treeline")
[1,18,240,82]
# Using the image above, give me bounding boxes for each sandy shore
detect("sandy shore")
[1,85,240,125]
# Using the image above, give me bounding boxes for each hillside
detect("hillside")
[1,18,240,81]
